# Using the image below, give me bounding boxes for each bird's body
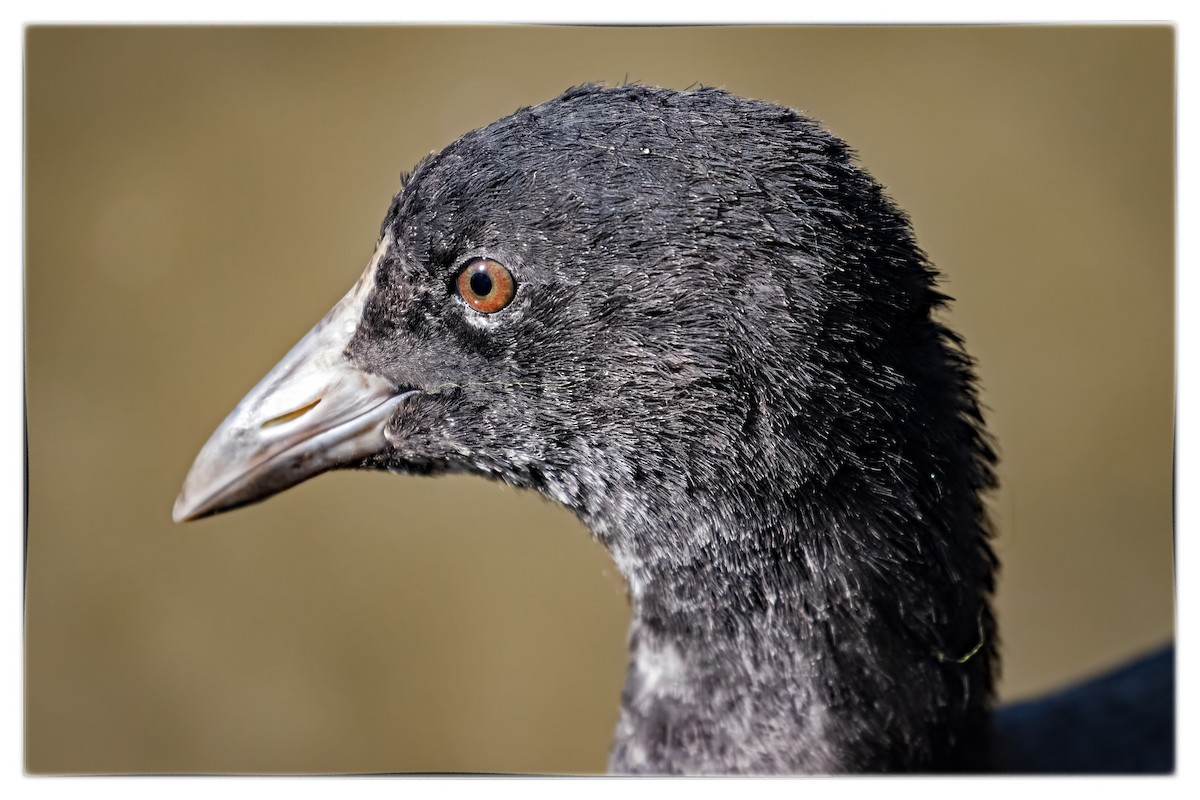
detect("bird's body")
[175,85,1170,774]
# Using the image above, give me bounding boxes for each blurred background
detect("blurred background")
[25,26,1174,774]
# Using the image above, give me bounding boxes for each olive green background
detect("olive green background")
[25,26,1174,774]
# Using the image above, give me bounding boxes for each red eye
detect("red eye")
[456,258,516,313]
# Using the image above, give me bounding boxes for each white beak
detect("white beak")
[173,236,410,522]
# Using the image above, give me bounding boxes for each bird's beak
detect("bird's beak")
[173,236,410,523]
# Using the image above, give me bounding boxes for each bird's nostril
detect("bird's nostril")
[260,398,322,428]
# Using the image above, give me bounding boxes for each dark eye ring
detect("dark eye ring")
[456,258,516,314]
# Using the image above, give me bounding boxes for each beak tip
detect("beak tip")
[172,490,198,524]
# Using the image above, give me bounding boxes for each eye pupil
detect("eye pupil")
[469,269,493,296]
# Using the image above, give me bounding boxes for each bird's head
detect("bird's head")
[175,85,988,587]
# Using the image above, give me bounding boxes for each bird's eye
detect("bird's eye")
[456,258,516,313]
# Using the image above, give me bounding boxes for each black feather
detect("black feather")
[349,84,1003,772]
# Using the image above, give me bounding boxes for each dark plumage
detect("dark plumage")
[175,84,1172,774]
[993,648,1174,774]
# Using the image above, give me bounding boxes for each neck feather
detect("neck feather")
[593,485,994,774]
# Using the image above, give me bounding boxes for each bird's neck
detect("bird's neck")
[593,489,993,774]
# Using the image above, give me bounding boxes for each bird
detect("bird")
[173,84,1173,774]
